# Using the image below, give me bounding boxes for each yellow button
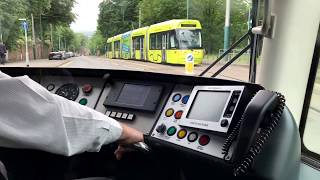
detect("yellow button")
[165,108,174,117]
[177,129,187,139]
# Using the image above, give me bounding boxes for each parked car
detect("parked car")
[66,52,75,58]
[48,51,67,60]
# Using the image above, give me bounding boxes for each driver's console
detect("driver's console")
[0,68,301,180]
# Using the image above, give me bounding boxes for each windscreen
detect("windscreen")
[176,29,202,49]
[0,0,254,82]
[187,91,230,122]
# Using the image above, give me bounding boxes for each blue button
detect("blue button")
[172,94,182,102]
[181,95,190,104]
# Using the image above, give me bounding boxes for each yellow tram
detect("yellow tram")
[106,19,204,65]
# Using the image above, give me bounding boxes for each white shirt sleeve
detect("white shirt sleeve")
[0,71,123,156]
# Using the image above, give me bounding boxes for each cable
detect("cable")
[233,92,285,176]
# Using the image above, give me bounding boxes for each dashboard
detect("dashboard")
[0,68,300,180]
[33,69,257,160]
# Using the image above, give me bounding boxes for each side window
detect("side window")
[300,29,320,159]
[107,43,112,52]
[150,34,156,50]
[136,37,141,50]
[169,31,178,49]
[114,41,120,51]
[156,33,162,50]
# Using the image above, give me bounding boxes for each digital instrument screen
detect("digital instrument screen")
[187,91,230,122]
[104,82,163,112]
[116,84,151,106]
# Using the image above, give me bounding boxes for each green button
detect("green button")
[79,98,88,105]
[167,126,177,136]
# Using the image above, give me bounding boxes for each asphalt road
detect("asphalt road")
[2,55,320,153]
[2,56,253,81]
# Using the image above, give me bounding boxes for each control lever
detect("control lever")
[133,142,151,153]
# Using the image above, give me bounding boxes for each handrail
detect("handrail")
[199,30,251,77]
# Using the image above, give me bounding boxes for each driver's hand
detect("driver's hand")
[114,124,144,160]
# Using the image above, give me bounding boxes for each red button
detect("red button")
[199,135,210,146]
[174,110,183,119]
[82,84,93,94]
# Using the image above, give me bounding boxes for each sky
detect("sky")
[71,0,103,33]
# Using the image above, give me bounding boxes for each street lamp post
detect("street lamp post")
[187,0,189,19]
[19,18,29,67]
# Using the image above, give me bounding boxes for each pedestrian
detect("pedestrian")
[0,42,7,65]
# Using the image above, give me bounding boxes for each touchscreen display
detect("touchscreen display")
[116,84,151,106]
[187,91,230,122]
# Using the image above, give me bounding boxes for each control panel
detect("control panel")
[40,76,105,109]
[151,85,245,159]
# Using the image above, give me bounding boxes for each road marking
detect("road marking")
[59,60,73,67]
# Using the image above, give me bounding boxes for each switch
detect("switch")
[181,95,190,104]
[116,112,122,118]
[46,84,55,91]
[165,108,174,117]
[110,112,117,118]
[177,129,187,139]
[199,135,210,146]
[220,119,229,127]
[121,113,128,119]
[174,110,183,119]
[156,124,166,134]
[172,93,182,102]
[187,132,198,142]
[127,114,135,121]
[79,98,88,105]
[105,111,111,116]
[82,84,93,94]
[167,126,177,136]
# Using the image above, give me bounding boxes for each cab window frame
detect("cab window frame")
[299,25,320,166]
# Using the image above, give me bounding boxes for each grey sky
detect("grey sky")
[71,0,103,33]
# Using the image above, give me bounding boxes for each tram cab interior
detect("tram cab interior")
[0,0,320,180]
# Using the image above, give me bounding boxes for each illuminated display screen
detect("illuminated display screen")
[187,91,230,122]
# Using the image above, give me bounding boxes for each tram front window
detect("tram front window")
[176,29,202,49]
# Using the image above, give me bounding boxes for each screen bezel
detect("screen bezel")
[104,81,163,112]
[179,86,244,133]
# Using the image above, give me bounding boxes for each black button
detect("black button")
[232,98,238,103]
[220,119,229,127]
[156,124,166,134]
[47,84,55,91]
[229,105,235,112]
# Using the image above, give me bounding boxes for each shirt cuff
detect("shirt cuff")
[102,117,123,145]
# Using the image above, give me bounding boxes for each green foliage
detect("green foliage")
[88,31,105,55]
[97,0,139,38]
[139,0,186,25]
[97,0,251,54]
[0,0,27,49]
[0,0,77,51]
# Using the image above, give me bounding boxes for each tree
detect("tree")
[139,0,186,25]
[0,0,27,50]
[0,0,76,51]
[97,0,139,38]
[88,30,105,55]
